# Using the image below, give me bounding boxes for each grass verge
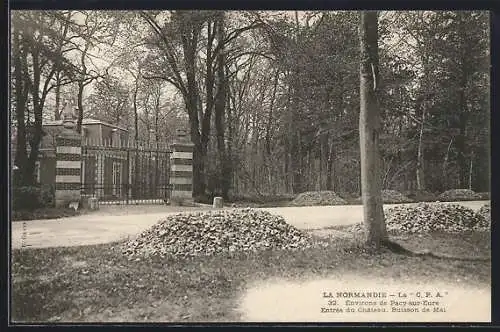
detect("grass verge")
[11,231,490,323]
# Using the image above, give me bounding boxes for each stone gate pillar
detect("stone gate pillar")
[170,128,194,204]
[55,104,82,207]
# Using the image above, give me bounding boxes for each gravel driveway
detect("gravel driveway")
[11,200,488,249]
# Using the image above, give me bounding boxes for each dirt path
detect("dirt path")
[11,201,488,249]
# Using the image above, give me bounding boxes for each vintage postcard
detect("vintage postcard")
[9,8,491,324]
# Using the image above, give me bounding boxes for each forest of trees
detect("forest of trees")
[11,10,490,201]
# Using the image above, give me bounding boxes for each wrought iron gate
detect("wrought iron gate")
[81,143,172,204]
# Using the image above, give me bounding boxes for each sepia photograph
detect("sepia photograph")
[9,9,491,324]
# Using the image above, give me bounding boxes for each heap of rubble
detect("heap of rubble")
[290,191,347,206]
[438,189,482,201]
[345,203,488,234]
[122,208,314,259]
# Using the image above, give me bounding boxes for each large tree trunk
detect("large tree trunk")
[456,14,471,190]
[214,13,230,200]
[53,12,71,121]
[290,13,303,195]
[76,44,90,134]
[54,75,62,120]
[13,28,30,186]
[201,21,215,177]
[187,97,205,197]
[181,22,206,197]
[26,49,44,187]
[359,11,387,247]
[76,81,85,133]
[225,69,235,195]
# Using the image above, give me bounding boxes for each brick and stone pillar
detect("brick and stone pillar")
[55,105,82,207]
[170,128,194,204]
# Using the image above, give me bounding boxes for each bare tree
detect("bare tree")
[11,11,78,186]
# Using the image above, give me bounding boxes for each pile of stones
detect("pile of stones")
[290,191,347,206]
[406,190,437,202]
[474,203,491,230]
[122,208,314,259]
[380,189,413,203]
[354,190,413,204]
[345,203,489,234]
[477,192,491,200]
[438,189,482,201]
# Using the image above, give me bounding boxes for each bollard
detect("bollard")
[88,197,99,210]
[213,196,223,208]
